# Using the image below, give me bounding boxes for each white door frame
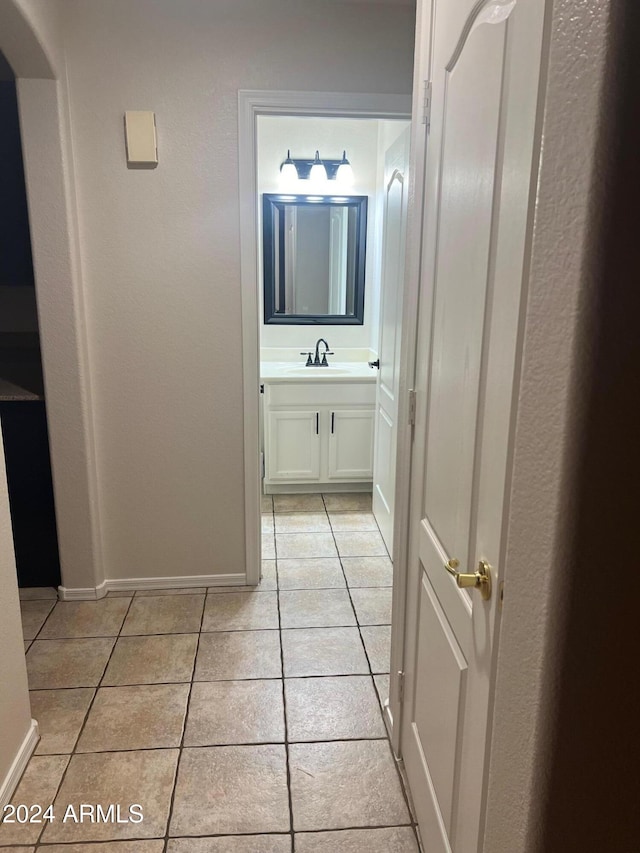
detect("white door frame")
[386,0,434,748]
[238,90,411,586]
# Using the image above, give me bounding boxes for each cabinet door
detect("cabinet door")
[266,410,321,481]
[327,409,374,480]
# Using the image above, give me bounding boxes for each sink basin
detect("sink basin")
[283,367,352,376]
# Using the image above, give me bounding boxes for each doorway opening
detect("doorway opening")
[0,48,61,594]
[257,113,410,541]
[239,91,412,729]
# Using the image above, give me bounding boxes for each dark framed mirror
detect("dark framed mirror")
[262,193,367,325]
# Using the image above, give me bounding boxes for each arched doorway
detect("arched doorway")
[0,0,104,598]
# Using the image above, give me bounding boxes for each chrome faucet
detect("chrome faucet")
[300,338,334,367]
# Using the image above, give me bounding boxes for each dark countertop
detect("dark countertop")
[0,336,45,401]
[0,376,43,401]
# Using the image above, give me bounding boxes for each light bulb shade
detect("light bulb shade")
[336,163,354,185]
[309,150,327,183]
[309,163,328,182]
[280,162,298,182]
[280,149,298,183]
[336,150,354,186]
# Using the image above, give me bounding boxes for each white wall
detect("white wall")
[0,433,33,802]
[61,0,415,582]
[18,76,105,593]
[257,115,383,353]
[12,0,64,76]
[0,0,58,79]
[483,0,613,849]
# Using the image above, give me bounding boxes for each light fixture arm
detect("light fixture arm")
[279,150,355,182]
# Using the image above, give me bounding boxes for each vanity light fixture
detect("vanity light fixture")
[279,150,355,185]
[309,150,328,183]
[279,149,298,182]
[336,151,354,185]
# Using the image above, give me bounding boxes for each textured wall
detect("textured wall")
[61,0,415,581]
[0,0,56,78]
[18,77,104,592]
[483,0,613,850]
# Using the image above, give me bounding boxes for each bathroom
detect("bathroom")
[255,110,411,573]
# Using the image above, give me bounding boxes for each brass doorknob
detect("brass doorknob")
[444,558,492,601]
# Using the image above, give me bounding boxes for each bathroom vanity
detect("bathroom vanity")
[261,362,376,491]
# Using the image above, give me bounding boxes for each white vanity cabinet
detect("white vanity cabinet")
[262,379,375,489]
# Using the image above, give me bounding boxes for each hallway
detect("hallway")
[4,494,420,851]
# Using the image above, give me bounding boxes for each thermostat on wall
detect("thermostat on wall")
[124,111,158,166]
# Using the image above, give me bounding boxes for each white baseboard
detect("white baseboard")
[58,580,108,600]
[265,483,373,494]
[106,573,246,593]
[383,698,394,739]
[59,573,246,599]
[0,719,39,810]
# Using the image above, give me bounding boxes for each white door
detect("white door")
[328,409,375,480]
[372,125,411,551]
[399,1,545,851]
[266,410,320,482]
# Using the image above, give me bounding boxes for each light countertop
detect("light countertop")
[260,361,377,383]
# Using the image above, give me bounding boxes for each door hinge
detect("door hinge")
[408,389,417,426]
[397,670,405,704]
[422,80,432,129]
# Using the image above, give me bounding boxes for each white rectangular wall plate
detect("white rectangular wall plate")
[124,110,158,166]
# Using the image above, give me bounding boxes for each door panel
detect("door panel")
[373,407,393,514]
[266,410,320,481]
[423,19,506,571]
[328,409,374,480]
[399,1,546,851]
[414,571,468,835]
[372,126,411,551]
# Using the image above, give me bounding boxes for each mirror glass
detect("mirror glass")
[263,193,367,324]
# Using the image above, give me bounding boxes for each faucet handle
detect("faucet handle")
[320,351,335,366]
[300,352,313,366]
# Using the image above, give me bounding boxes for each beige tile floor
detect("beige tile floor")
[4,493,420,852]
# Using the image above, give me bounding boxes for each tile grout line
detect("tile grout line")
[323,494,378,680]
[271,492,298,850]
[30,593,137,849]
[324,495,421,843]
[359,517,422,845]
[26,597,59,643]
[274,519,297,851]
[27,671,392,692]
[357,515,421,842]
[161,589,207,852]
[21,734,391,758]
[0,823,419,849]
